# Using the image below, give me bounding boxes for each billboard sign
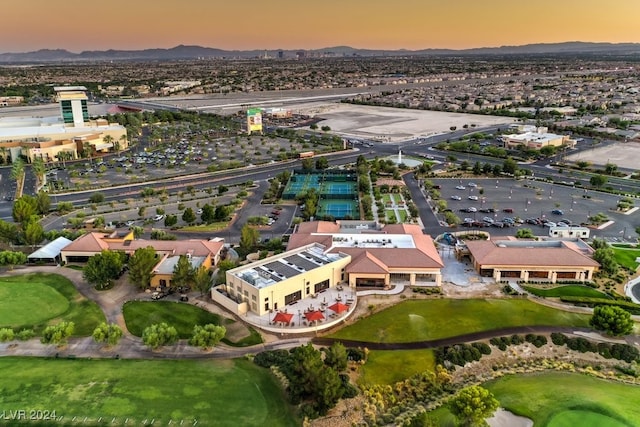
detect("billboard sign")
[247,108,263,133]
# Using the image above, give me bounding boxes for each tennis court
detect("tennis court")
[283,170,360,219]
[318,200,359,219]
[323,182,356,195]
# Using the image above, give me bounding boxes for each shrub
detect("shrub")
[551,332,567,346]
[0,328,15,342]
[16,329,35,341]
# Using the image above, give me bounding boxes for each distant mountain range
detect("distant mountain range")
[1,42,639,63]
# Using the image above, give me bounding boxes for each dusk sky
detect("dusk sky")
[4,0,640,53]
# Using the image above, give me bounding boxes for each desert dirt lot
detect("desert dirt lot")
[566,141,640,168]
[294,103,518,142]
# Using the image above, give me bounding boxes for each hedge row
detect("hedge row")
[559,296,640,314]
[551,333,640,363]
[435,342,491,367]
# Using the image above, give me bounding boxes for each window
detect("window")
[251,295,257,301]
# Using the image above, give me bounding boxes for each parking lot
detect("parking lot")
[431,178,640,240]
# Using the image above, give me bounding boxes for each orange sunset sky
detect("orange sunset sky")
[3,0,640,53]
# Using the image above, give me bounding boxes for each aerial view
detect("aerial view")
[2,1,640,426]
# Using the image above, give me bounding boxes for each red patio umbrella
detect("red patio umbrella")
[328,302,349,314]
[273,311,293,324]
[304,310,325,322]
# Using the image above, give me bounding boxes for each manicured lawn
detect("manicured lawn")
[382,194,392,204]
[385,210,397,222]
[328,299,591,343]
[523,285,610,299]
[0,357,298,426]
[397,209,408,222]
[484,372,640,427]
[0,273,105,336]
[123,301,223,338]
[358,349,435,386]
[611,247,640,270]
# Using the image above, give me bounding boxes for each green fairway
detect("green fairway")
[523,285,610,299]
[484,372,640,426]
[0,273,105,335]
[359,349,435,386]
[328,299,590,343]
[0,357,298,426]
[123,301,223,338]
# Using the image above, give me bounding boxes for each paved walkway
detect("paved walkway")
[0,266,306,359]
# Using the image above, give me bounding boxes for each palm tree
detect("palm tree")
[10,158,25,198]
[0,146,8,165]
[103,135,114,154]
[118,134,127,154]
[32,157,46,189]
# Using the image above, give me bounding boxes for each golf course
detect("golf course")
[485,372,640,426]
[0,357,298,426]
[329,298,591,343]
[0,273,104,335]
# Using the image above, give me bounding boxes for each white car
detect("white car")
[467,207,477,212]
[451,195,462,200]
[455,185,466,190]
[125,220,135,227]
[482,217,494,224]
[468,182,478,187]
[153,214,165,222]
[196,209,203,215]
[468,195,479,200]
[544,222,557,228]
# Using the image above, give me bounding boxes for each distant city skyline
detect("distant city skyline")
[3,0,640,53]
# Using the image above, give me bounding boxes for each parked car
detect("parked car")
[455,185,466,190]
[468,182,478,187]
[153,214,165,222]
[503,208,514,213]
[467,207,477,212]
[468,195,479,200]
[451,195,462,200]
[482,217,494,224]
[552,209,564,215]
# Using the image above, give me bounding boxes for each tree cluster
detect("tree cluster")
[83,249,126,289]
[590,305,634,336]
[41,321,74,345]
[254,343,352,418]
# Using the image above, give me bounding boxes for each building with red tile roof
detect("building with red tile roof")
[287,221,444,287]
[60,230,224,288]
[465,238,599,282]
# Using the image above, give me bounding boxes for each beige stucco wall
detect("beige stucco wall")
[226,255,351,316]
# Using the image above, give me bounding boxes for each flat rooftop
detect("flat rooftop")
[328,233,416,249]
[232,244,348,290]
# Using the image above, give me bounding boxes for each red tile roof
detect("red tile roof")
[466,240,600,268]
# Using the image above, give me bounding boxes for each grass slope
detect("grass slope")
[0,357,298,426]
[485,372,640,427]
[611,247,640,270]
[0,273,105,335]
[123,301,223,338]
[522,285,610,299]
[359,349,435,386]
[329,299,590,343]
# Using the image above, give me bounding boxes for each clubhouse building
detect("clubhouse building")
[215,221,444,316]
[59,230,224,288]
[463,238,599,283]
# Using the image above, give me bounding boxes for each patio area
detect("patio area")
[244,284,357,334]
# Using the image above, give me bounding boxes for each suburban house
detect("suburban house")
[59,230,224,288]
[463,238,599,282]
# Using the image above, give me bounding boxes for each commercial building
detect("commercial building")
[501,126,574,150]
[288,221,444,288]
[220,243,351,316]
[216,221,443,317]
[0,86,127,163]
[464,238,599,283]
[59,230,224,288]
